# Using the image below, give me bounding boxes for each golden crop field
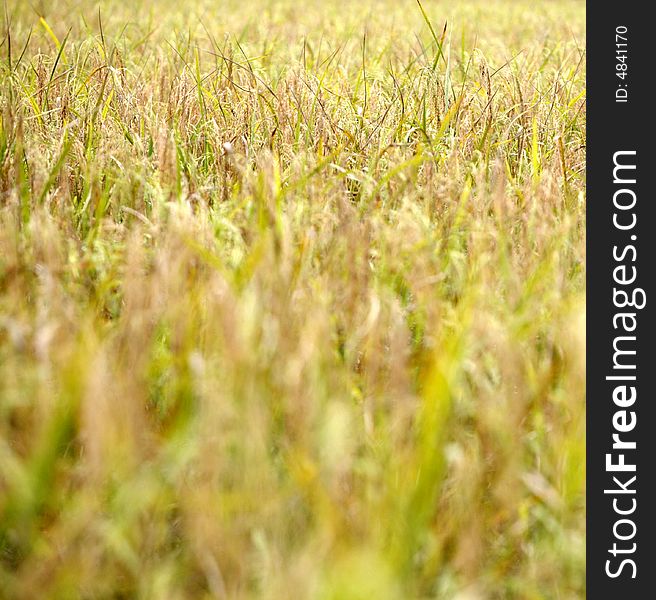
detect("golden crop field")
[0,0,585,598]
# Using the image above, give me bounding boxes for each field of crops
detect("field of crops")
[0,0,585,597]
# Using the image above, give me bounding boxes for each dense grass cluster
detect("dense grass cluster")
[0,0,585,597]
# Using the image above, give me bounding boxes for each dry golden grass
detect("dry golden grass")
[0,0,585,598]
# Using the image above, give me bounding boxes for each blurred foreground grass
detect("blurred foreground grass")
[0,0,585,597]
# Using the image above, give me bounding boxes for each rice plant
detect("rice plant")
[0,0,585,597]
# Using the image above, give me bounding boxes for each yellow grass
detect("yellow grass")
[0,0,585,597]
